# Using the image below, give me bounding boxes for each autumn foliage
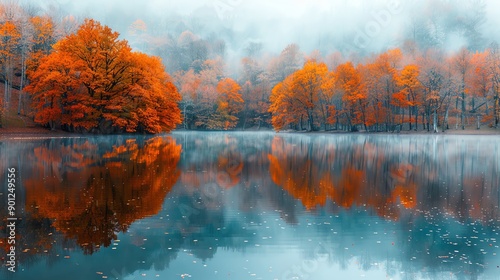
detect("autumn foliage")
[269,61,329,131]
[267,46,500,132]
[267,136,418,219]
[208,77,244,130]
[25,19,181,133]
[24,137,181,254]
[0,2,499,133]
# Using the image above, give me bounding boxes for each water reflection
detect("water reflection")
[1,136,181,256]
[1,132,500,279]
[269,134,500,223]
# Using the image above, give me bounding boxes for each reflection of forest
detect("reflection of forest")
[173,133,500,279]
[1,133,500,279]
[177,133,500,225]
[1,136,181,259]
[267,134,500,223]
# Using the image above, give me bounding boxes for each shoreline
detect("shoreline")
[1,126,499,139]
[0,127,79,140]
[293,129,500,136]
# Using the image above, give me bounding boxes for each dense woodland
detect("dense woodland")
[0,1,499,133]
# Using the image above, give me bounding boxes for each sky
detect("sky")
[20,0,500,56]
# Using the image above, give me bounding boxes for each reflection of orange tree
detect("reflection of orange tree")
[268,136,418,219]
[389,164,417,209]
[268,137,328,209]
[24,137,181,254]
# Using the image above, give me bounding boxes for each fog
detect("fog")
[21,0,495,56]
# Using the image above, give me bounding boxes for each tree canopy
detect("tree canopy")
[26,19,181,133]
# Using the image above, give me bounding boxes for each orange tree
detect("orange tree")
[393,64,422,130]
[269,61,329,131]
[334,62,368,131]
[208,77,244,130]
[26,19,181,133]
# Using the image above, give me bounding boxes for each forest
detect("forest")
[0,0,499,133]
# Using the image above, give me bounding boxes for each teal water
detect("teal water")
[1,132,500,280]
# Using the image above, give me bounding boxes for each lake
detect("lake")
[1,132,500,280]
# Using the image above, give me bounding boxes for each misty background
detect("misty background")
[32,0,492,49]
[27,0,495,60]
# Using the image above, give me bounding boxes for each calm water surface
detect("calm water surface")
[1,132,500,280]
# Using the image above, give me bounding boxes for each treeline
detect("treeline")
[1,2,499,133]
[133,17,500,132]
[269,47,500,132]
[174,40,500,132]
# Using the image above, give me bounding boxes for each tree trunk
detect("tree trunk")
[461,91,466,130]
[426,111,431,132]
[415,106,418,131]
[242,114,247,130]
[308,110,313,131]
[321,104,327,131]
[401,108,405,131]
[433,108,438,133]
[443,107,449,132]
[409,107,412,130]
[495,93,499,128]
[346,112,353,132]
[4,80,8,106]
[18,53,26,115]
